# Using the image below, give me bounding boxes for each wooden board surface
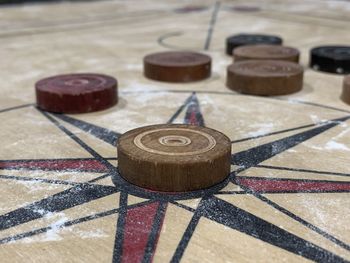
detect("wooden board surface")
[0,0,349,262]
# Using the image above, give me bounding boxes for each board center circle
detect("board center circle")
[133,128,217,156]
[158,135,191,147]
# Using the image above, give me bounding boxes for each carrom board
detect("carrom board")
[0,0,349,262]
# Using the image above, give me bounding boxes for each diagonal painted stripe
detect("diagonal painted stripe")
[236,177,350,193]
[121,202,160,263]
[232,115,350,168]
[53,113,120,146]
[0,184,117,231]
[0,159,108,173]
[200,197,347,262]
[184,92,205,126]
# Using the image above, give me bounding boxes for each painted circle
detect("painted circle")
[133,128,216,156]
[158,135,192,147]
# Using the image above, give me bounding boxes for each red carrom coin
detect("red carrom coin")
[117,124,231,192]
[35,73,118,113]
[226,60,304,96]
[143,51,211,83]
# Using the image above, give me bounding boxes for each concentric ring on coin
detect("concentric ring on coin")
[35,73,118,113]
[158,135,192,147]
[117,124,231,192]
[310,46,350,74]
[143,51,211,83]
[133,128,216,156]
[226,60,303,96]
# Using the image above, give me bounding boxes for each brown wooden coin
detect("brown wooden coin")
[143,51,211,83]
[233,44,300,63]
[341,75,350,105]
[117,124,231,192]
[36,73,118,114]
[226,60,304,96]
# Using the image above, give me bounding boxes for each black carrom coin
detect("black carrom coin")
[226,33,283,55]
[310,46,350,74]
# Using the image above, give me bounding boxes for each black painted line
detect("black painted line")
[142,201,168,263]
[231,122,316,144]
[88,173,112,183]
[215,191,248,195]
[167,93,194,124]
[184,92,205,126]
[232,115,350,168]
[0,199,154,245]
[200,196,347,262]
[157,31,184,50]
[204,1,221,50]
[170,202,202,263]
[0,9,167,39]
[121,89,350,115]
[0,174,97,187]
[170,201,196,213]
[106,157,118,160]
[0,184,117,231]
[38,109,116,172]
[112,192,128,263]
[52,113,121,146]
[0,103,33,114]
[255,164,350,178]
[235,181,350,252]
[274,98,350,114]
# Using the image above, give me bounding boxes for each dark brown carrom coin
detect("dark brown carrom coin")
[143,51,211,83]
[233,44,300,63]
[226,60,303,96]
[117,124,231,192]
[35,73,118,114]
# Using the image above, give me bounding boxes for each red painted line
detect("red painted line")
[150,203,168,263]
[121,202,160,263]
[0,159,108,172]
[189,111,198,125]
[237,177,350,192]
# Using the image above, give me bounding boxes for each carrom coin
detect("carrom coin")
[143,51,211,83]
[117,124,232,192]
[226,60,304,96]
[35,73,118,114]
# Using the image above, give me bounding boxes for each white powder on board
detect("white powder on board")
[247,123,274,137]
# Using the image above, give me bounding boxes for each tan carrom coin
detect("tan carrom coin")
[117,124,231,192]
[143,51,211,83]
[233,44,300,63]
[226,60,304,96]
[341,75,350,104]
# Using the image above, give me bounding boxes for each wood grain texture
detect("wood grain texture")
[117,124,231,192]
[233,44,300,63]
[226,60,304,96]
[143,51,211,83]
[35,73,118,114]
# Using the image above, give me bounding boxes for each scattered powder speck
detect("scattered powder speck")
[325,141,350,151]
[247,123,274,137]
